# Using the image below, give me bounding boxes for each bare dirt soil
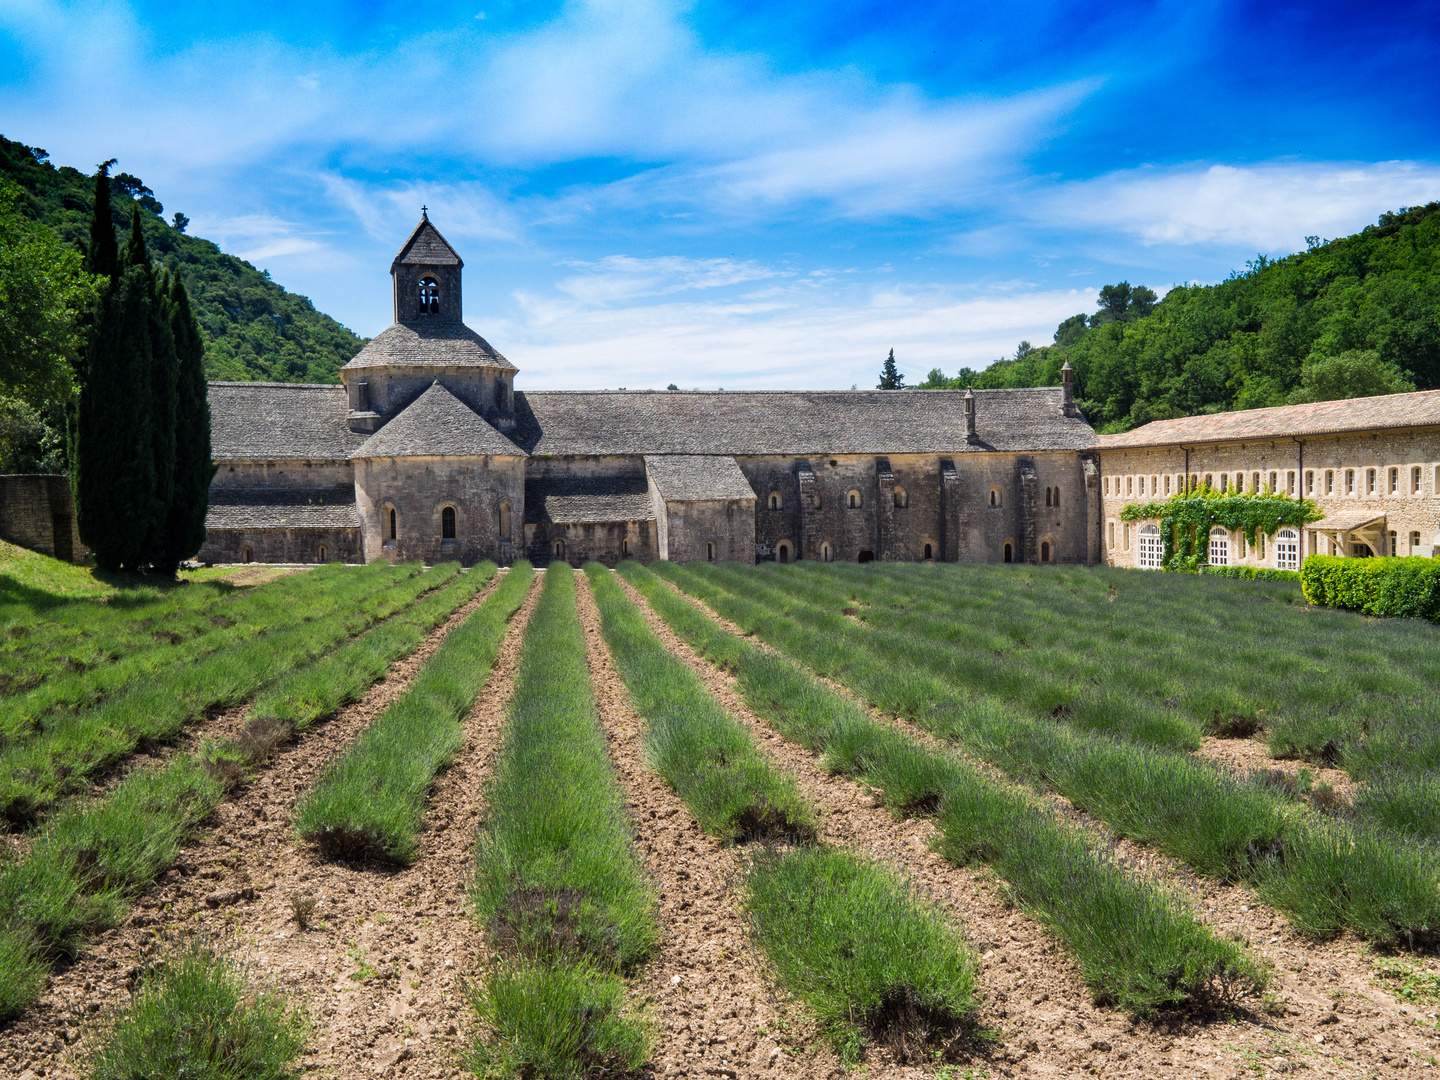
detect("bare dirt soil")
[622,572,1440,1079]
[1,569,537,1080]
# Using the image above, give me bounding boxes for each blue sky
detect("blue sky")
[3,0,1439,389]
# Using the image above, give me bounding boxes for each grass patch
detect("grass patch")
[621,561,1262,1016]
[296,563,534,864]
[745,846,980,1063]
[82,940,308,1080]
[584,563,812,842]
[467,563,656,1078]
[662,560,1440,950]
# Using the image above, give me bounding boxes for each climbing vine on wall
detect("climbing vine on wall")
[1120,490,1324,570]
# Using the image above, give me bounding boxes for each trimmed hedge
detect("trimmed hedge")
[1199,565,1300,582]
[1300,556,1440,620]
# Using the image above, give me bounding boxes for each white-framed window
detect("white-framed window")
[1104,476,1111,496]
[1220,474,1229,493]
[1412,531,1423,552]
[1276,528,1299,570]
[1367,468,1377,495]
[1390,467,1400,494]
[1413,466,1423,495]
[1126,475,1133,496]
[1208,527,1229,566]
[1204,473,1214,490]
[1253,471,1261,494]
[1325,470,1334,494]
[1269,471,1278,494]
[1107,520,1115,550]
[1123,523,1131,551]
[1286,471,1295,495]
[1389,530,1397,557]
[1305,470,1314,495]
[1138,524,1162,569]
[1346,468,1355,495]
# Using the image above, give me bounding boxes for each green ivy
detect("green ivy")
[1120,489,1323,570]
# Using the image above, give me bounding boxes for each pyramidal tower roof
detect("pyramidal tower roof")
[392,210,462,269]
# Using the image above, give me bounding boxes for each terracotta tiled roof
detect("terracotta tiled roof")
[351,382,525,459]
[209,382,364,462]
[1097,390,1440,449]
[646,456,757,502]
[341,321,515,371]
[511,388,1095,456]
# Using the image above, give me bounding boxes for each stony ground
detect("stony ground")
[2,567,1437,1080]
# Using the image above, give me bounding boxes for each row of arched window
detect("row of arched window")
[766,488,911,510]
[1108,465,1440,500]
[1120,521,1301,571]
[379,502,512,546]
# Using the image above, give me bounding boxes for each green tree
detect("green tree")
[162,272,214,569]
[0,181,97,410]
[877,348,904,389]
[1289,349,1416,404]
[85,159,119,283]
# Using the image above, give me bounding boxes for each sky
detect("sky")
[3,0,1439,390]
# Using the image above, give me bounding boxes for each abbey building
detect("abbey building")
[200,215,1105,567]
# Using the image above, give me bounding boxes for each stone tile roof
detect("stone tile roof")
[1098,390,1440,449]
[209,382,365,462]
[524,474,654,524]
[205,486,359,530]
[341,321,515,371]
[352,382,525,459]
[393,217,462,267]
[1314,510,1387,532]
[646,455,757,502]
[510,388,1093,456]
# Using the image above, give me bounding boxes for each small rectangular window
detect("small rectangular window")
[1367,468,1376,495]
[1412,531,1422,552]
[1287,471,1295,495]
[1414,466,1422,494]
[1325,470,1334,494]
[1434,464,1440,494]
[1390,467,1399,494]
[1346,469,1355,495]
[1253,472,1260,493]
[1220,474,1228,492]
[1137,476,1144,497]
[1151,475,1158,495]
[1164,475,1171,495]
[1104,476,1110,496]
[1126,476,1133,496]
[1305,470,1314,494]
[1389,530,1398,557]
[1108,521,1115,550]
[1309,532,1317,555]
[1235,472,1244,492]
[1269,471,1278,494]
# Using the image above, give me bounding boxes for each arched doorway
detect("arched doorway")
[1003,542,1013,563]
[1040,541,1051,563]
[922,542,933,560]
[858,550,875,563]
[777,541,792,564]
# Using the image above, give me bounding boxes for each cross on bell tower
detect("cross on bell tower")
[391,211,462,323]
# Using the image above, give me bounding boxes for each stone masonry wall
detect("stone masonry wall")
[355,455,526,566]
[197,528,362,565]
[0,475,84,563]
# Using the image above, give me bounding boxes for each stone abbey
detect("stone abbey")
[199,215,1102,568]
[196,215,1440,570]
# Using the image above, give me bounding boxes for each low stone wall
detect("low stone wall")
[198,528,362,565]
[0,475,84,563]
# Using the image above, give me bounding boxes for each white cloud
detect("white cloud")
[489,278,1093,390]
[553,255,778,305]
[1043,161,1440,250]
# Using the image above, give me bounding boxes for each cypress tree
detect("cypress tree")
[162,273,214,570]
[124,212,179,572]
[84,159,120,283]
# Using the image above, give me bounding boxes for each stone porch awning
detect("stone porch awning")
[1312,511,1386,555]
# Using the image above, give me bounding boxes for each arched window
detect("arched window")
[242,546,253,564]
[1003,541,1013,563]
[1053,486,1060,508]
[989,487,1001,507]
[820,542,833,563]
[441,505,457,541]
[1040,540,1051,563]
[923,542,933,560]
[621,536,630,558]
[769,492,782,510]
[707,540,716,562]
[777,541,792,564]
[1045,487,1052,507]
[418,276,440,316]
[847,490,862,509]
[1138,523,1162,569]
[553,538,566,559]
[388,507,397,542]
[893,487,907,508]
[498,501,511,542]
[1208,527,1229,566]
[317,544,327,563]
[1276,528,1299,571]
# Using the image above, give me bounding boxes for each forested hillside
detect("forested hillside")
[0,137,365,385]
[915,203,1440,432]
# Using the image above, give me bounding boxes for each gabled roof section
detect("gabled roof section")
[392,214,462,269]
[1097,389,1440,449]
[209,382,365,462]
[341,321,515,371]
[524,474,654,524]
[206,486,359,530]
[351,382,525,459]
[646,456,757,502]
[509,388,1094,456]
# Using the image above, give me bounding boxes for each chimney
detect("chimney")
[1061,359,1078,417]
[964,387,978,444]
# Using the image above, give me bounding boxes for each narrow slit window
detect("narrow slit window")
[441,506,456,541]
[388,508,397,541]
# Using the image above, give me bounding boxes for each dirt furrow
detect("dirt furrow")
[0,569,535,1080]
[625,571,1440,1079]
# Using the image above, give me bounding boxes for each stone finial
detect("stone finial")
[964,387,978,443]
[1061,359,1078,417]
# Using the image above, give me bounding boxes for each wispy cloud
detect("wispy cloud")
[553,255,778,305]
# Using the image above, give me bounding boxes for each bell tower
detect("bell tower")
[391,208,463,324]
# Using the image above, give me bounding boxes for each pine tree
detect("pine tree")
[877,348,904,389]
[162,272,214,570]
